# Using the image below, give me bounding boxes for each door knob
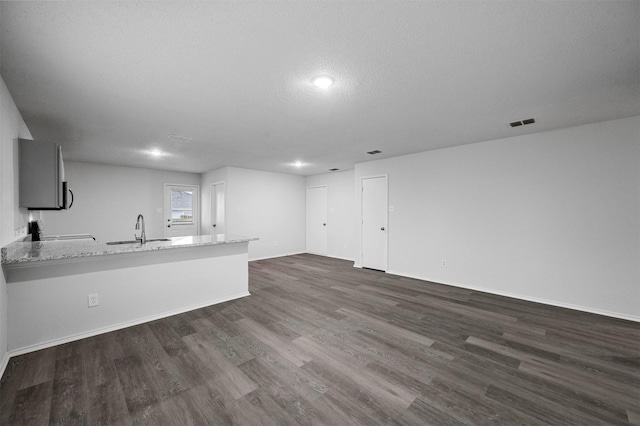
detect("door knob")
[213,224,217,228]
[381,227,385,231]
[167,225,171,228]
[323,223,326,226]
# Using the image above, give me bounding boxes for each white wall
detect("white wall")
[45,163,306,260]
[306,170,356,261]
[43,161,200,243]
[214,167,306,260]
[0,76,33,375]
[354,116,640,320]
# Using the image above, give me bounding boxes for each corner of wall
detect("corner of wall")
[221,167,306,260]
[1,75,34,380]
[305,169,357,261]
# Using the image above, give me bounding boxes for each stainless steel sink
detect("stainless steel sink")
[106,238,170,245]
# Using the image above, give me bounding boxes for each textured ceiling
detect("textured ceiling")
[1,1,638,175]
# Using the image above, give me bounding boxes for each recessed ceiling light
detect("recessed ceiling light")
[312,75,334,89]
[147,149,165,157]
[293,161,305,167]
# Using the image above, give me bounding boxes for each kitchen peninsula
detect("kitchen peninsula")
[1,235,256,354]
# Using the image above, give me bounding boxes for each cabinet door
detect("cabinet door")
[19,139,60,209]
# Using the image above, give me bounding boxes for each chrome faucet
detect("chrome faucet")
[135,213,146,244]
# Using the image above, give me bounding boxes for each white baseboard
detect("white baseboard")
[324,254,355,262]
[251,252,355,263]
[0,351,9,382]
[7,291,251,358]
[249,252,306,262]
[386,270,640,323]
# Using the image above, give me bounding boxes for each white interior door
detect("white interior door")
[164,184,200,237]
[306,186,328,256]
[210,182,225,236]
[362,176,388,271]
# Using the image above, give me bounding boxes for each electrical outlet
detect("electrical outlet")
[88,293,99,307]
[441,259,447,267]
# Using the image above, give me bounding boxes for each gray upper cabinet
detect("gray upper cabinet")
[19,139,66,210]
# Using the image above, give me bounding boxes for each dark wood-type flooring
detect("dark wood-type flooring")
[1,254,639,425]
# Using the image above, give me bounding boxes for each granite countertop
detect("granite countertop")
[1,234,257,265]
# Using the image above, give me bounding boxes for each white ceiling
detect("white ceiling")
[1,1,638,176]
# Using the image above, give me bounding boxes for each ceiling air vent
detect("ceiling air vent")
[329,168,340,172]
[367,150,382,155]
[167,134,193,143]
[510,118,535,128]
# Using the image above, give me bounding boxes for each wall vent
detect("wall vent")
[510,118,535,128]
[366,150,382,155]
[167,134,193,143]
[329,168,340,171]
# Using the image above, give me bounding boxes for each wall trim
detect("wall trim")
[0,351,9,382]
[6,291,250,359]
[250,252,354,263]
[325,254,355,262]
[249,251,306,262]
[386,269,639,323]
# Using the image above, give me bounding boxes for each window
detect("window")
[170,189,194,225]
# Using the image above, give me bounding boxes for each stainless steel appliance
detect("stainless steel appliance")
[19,139,74,210]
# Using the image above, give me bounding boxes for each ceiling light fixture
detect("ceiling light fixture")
[293,161,305,167]
[312,75,334,89]
[147,149,165,157]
